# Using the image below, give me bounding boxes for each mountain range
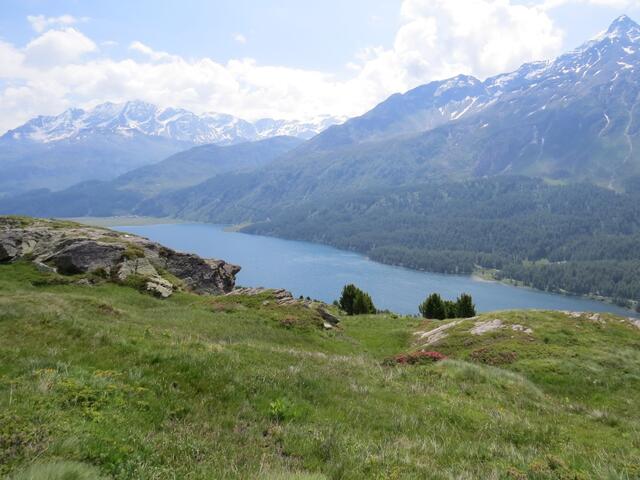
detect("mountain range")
[134,15,640,222]
[0,101,340,195]
[3,16,640,304]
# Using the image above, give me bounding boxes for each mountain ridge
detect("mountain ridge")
[1,100,342,146]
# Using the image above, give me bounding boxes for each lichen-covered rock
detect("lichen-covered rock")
[158,250,241,295]
[227,286,340,327]
[317,307,339,326]
[0,233,20,261]
[0,216,240,296]
[44,241,125,274]
[146,276,174,298]
[116,257,158,281]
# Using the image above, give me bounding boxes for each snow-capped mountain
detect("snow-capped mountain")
[229,14,640,204]
[310,15,640,149]
[0,102,341,195]
[2,101,342,146]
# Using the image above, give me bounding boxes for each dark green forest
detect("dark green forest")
[244,176,640,307]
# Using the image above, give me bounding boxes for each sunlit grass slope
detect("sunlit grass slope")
[1,262,639,479]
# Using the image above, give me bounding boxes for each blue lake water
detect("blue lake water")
[114,223,637,317]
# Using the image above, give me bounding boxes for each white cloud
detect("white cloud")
[542,0,638,8]
[0,3,568,133]
[24,28,97,67]
[234,33,247,44]
[0,41,26,77]
[383,0,563,83]
[27,14,87,33]
[129,41,178,62]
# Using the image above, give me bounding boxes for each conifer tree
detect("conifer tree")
[456,293,476,318]
[339,284,376,315]
[419,293,446,319]
[353,291,376,314]
[443,300,458,318]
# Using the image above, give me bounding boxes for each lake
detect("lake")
[113,223,637,317]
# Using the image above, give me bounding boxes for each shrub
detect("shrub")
[419,292,476,319]
[268,398,298,422]
[470,348,517,366]
[386,350,448,365]
[444,300,458,318]
[338,284,376,315]
[122,244,145,260]
[419,293,446,319]
[456,293,476,318]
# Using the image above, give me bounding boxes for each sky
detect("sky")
[1,0,640,133]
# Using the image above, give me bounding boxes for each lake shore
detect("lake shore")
[61,217,638,317]
[63,216,191,228]
[108,221,639,317]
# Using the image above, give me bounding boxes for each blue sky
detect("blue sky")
[1,0,401,73]
[1,0,640,132]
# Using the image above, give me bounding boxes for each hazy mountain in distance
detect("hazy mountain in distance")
[138,16,640,222]
[0,136,303,218]
[0,100,340,195]
[114,136,304,196]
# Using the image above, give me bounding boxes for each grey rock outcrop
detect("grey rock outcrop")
[44,241,126,274]
[158,250,241,295]
[145,276,174,298]
[227,286,340,328]
[0,216,240,297]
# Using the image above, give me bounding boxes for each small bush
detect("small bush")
[470,348,518,366]
[269,398,289,422]
[122,245,145,260]
[279,316,299,328]
[385,350,447,365]
[119,274,148,293]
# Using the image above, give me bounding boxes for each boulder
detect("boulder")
[44,241,125,275]
[159,251,240,295]
[317,307,340,326]
[0,233,20,262]
[146,276,174,298]
[116,257,158,281]
[0,216,240,297]
[227,287,340,327]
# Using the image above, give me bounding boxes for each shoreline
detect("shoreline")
[62,216,640,317]
[62,216,191,228]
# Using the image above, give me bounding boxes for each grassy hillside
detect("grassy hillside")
[1,261,640,479]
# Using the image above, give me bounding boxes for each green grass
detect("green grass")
[1,262,639,479]
[9,461,107,480]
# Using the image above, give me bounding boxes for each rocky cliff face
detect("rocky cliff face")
[0,216,240,297]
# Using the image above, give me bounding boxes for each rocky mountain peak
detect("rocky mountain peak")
[605,14,640,38]
[1,101,341,145]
